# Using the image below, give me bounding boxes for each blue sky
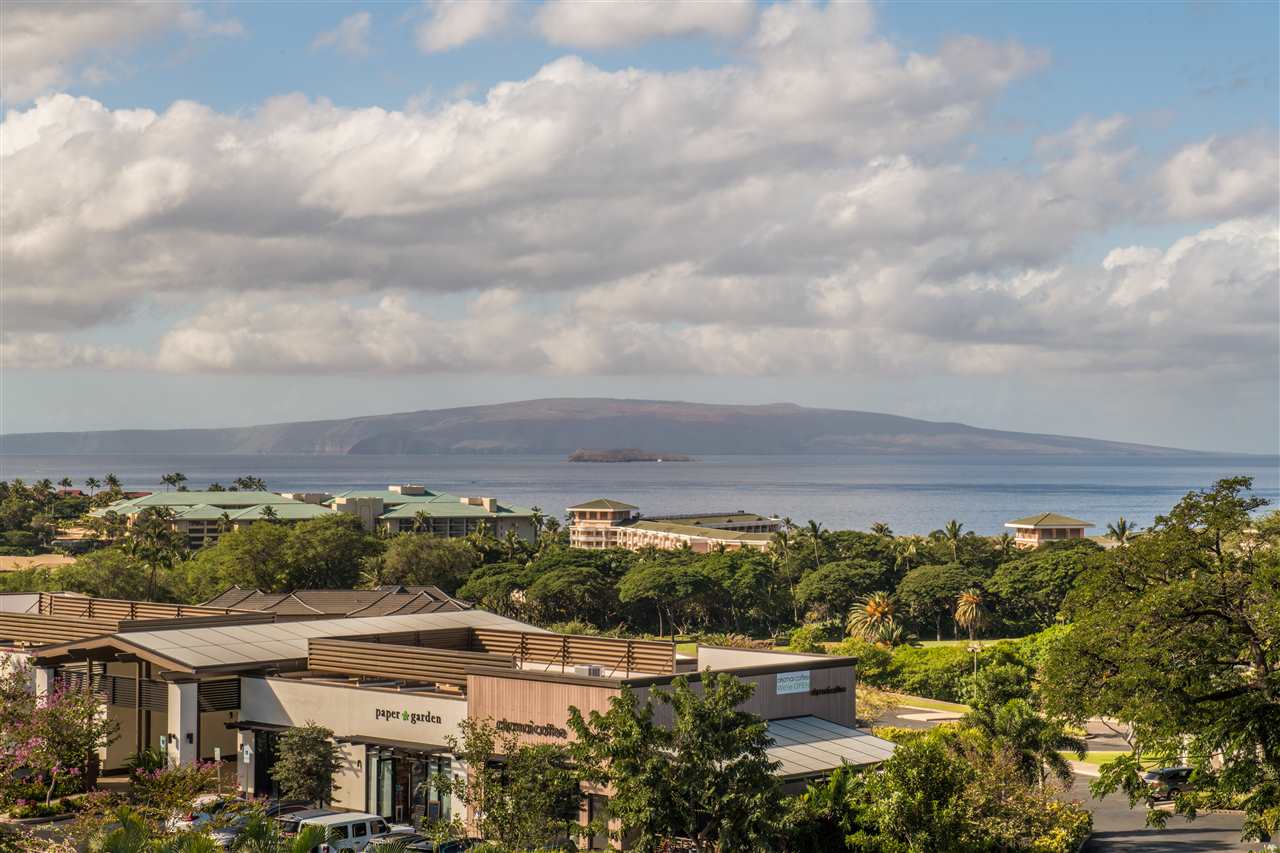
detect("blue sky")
[1,0,1277,452]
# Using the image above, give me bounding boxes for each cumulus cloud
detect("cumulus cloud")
[1159,131,1279,220]
[535,0,757,49]
[0,1,242,103]
[1,0,1276,394]
[311,11,372,58]
[415,0,511,53]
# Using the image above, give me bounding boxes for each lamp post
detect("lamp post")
[967,641,982,676]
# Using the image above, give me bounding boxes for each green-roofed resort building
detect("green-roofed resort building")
[93,484,537,549]
[568,499,781,553]
[1004,512,1094,548]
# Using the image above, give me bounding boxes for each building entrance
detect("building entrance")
[367,749,451,827]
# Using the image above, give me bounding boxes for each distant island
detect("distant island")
[568,448,695,463]
[0,398,1213,457]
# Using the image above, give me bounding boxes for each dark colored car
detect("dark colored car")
[364,830,432,851]
[276,808,339,836]
[1143,766,1195,801]
[363,833,479,852]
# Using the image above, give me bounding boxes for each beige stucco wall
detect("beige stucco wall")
[238,676,468,812]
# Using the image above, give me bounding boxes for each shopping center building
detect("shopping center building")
[0,590,892,848]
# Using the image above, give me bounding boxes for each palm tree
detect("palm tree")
[1107,517,1134,546]
[104,472,121,491]
[964,699,1086,788]
[870,522,893,538]
[846,592,901,644]
[413,509,434,533]
[172,472,187,491]
[58,477,74,491]
[954,588,988,642]
[942,519,964,561]
[84,477,101,495]
[260,505,279,522]
[994,532,1016,559]
[805,520,827,569]
[217,511,234,534]
[234,475,267,491]
[892,536,920,574]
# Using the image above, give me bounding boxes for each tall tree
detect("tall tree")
[1106,516,1134,546]
[954,587,988,642]
[1041,477,1279,837]
[568,672,781,852]
[963,699,1085,788]
[942,520,964,562]
[897,563,982,641]
[870,522,893,538]
[84,477,100,496]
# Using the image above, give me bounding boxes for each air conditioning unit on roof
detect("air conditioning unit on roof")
[573,665,603,677]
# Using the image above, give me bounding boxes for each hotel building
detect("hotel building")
[568,500,780,553]
[1,590,891,848]
[1004,513,1094,549]
[91,485,538,550]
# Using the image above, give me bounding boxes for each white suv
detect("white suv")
[296,812,394,852]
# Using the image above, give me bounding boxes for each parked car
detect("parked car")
[363,830,432,851]
[361,831,479,852]
[295,811,394,852]
[166,793,232,832]
[1143,766,1196,801]
[209,802,314,848]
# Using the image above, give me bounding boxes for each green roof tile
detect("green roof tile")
[1005,512,1093,528]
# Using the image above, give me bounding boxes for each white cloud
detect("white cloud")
[415,0,510,53]
[1,1,1275,396]
[535,0,757,50]
[1159,132,1279,220]
[0,1,242,103]
[311,11,372,58]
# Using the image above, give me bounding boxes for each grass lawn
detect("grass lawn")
[884,692,969,713]
[915,638,1020,648]
[1064,750,1131,766]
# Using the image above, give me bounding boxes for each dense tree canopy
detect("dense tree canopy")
[896,563,985,640]
[1040,478,1279,837]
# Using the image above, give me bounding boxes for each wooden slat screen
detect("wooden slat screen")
[341,627,476,651]
[120,612,280,632]
[0,612,118,645]
[307,638,514,687]
[42,593,254,622]
[198,678,241,711]
[471,629,675,676]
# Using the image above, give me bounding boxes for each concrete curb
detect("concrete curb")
[1069,761,1101,778]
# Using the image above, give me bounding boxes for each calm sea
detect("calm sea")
[0,453,1275,536]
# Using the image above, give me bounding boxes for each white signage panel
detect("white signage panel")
[776,670,810,695]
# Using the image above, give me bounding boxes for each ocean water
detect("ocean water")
[2,453,1276,536]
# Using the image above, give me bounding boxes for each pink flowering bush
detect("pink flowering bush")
[0,660,118,808]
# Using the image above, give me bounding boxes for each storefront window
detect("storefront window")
[368,752,452,827]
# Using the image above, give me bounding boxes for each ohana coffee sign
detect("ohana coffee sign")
[375,707,443,726]
[496,719,568,739]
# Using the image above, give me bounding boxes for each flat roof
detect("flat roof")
[38,610,539,675]
[646,512,775,526]
[626,520,775,542]
[1005,512,1093,528]
[766,716,896,778]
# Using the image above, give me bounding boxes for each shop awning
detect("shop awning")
[336,734,450,754]
[765,716,896,779]
[225,720,291,733]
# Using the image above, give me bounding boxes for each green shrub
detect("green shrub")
[1028,800,1093,852]
[787,624,825,653]
[2,531,39,548]
[887,644,973,702]
[870,725,929,745]
[5,796,81,819]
